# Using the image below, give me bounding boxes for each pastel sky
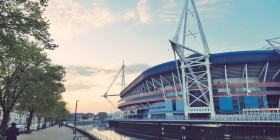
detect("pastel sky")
[44,0,280,114]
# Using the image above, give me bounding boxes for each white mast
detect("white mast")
[121,60,126,91]
[266,37,280,55]
[170,0,215,119]
[102,62,126,110]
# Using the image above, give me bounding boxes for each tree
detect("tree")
[96,112,108,120]
[81,114,89,120]
[0,0,57,49]
[0,39,49,135]
[16,64,66,133]
[0,0,59,135]
[39,100,69,127]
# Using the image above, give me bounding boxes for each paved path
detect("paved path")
[18,125,90,140]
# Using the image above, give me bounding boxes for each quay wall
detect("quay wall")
[109,120,280,139]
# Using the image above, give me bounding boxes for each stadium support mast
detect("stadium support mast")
[121,60,126,91]
[101,61,126,110]
[266,37,280,55]
[169,0,215,118]
[102,61,125,98]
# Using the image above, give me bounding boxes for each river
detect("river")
[75,122,142,140]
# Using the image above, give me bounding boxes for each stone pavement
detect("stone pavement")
[18,125,90,140]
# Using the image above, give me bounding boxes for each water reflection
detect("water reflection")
[91,128,139,140]
[77,124,142,140]
[76,122,280,140]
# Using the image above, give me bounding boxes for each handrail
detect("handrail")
[63,123,98,140]
[110,108,280,122]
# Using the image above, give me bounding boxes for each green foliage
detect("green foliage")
[0,39,46,111]
[96,112,108,120]
[16,64,66,111]
[0,18,64,136]
[15,60,69,132]
[0,38,49,135]
[0,0,63,136]
[0,0,57,49]
[81,114,89,120]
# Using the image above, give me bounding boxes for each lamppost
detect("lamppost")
[73,100,79,135]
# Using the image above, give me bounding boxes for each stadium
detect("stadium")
[107,1,280,139]
[108,1,280,139]
[117,50,280,119]
[113,0,280,120]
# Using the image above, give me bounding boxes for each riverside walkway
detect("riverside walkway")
[18,125,90,140]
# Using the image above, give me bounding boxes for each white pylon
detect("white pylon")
[102,61,126,110]
[170,0,215,119]
[266,37,280,55]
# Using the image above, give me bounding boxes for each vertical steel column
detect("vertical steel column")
[225,65,229,95]
[173,0,188,42]
[245,64,249,95]
[160,76,167,100]
[205,57,215,117]
[182,0,189,119]
[172,73,179,97]
[182,0,188,47]
[181,64,188,118]
[121,61,125,91]
[191,0,210,54]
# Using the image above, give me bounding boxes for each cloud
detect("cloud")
[125,63,150,74]
[109,63,150,88]
[196,0,232,18]
[197,0,212,5]
[63,66,98,91]
[156,0,180,22]
[122,9,136,20]
[137,0,152,23]
[63,65,114,91]
[90,2,118,27]
[62,63,149,92]
[66,66,118,76]
[64,80,98,92]
[156,0,232,21]
[45,0,117,36]
[66,66,96,76]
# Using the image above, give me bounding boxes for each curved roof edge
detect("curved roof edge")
[120,50,280,97]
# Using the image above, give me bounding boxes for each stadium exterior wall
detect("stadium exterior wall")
[117,50,280,119]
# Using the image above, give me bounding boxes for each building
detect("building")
[117,50,280,119]
[108,1,280,139]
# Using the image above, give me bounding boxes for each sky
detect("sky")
[43,0,280,114]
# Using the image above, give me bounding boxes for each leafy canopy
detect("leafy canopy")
[0,0,57,49]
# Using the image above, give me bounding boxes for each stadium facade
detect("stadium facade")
[108,1,280,139]
[117,50,280,119]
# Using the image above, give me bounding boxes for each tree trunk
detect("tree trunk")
[26,109,34,133]
[36,115,41,130]
[0,110,11,136]
[43,118,47,129]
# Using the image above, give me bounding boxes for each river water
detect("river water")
[74,122,280,140]
[76,124,141,140]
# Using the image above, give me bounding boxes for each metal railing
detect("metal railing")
[110,108,280,122]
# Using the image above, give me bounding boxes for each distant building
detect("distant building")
[68,112,95,121]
